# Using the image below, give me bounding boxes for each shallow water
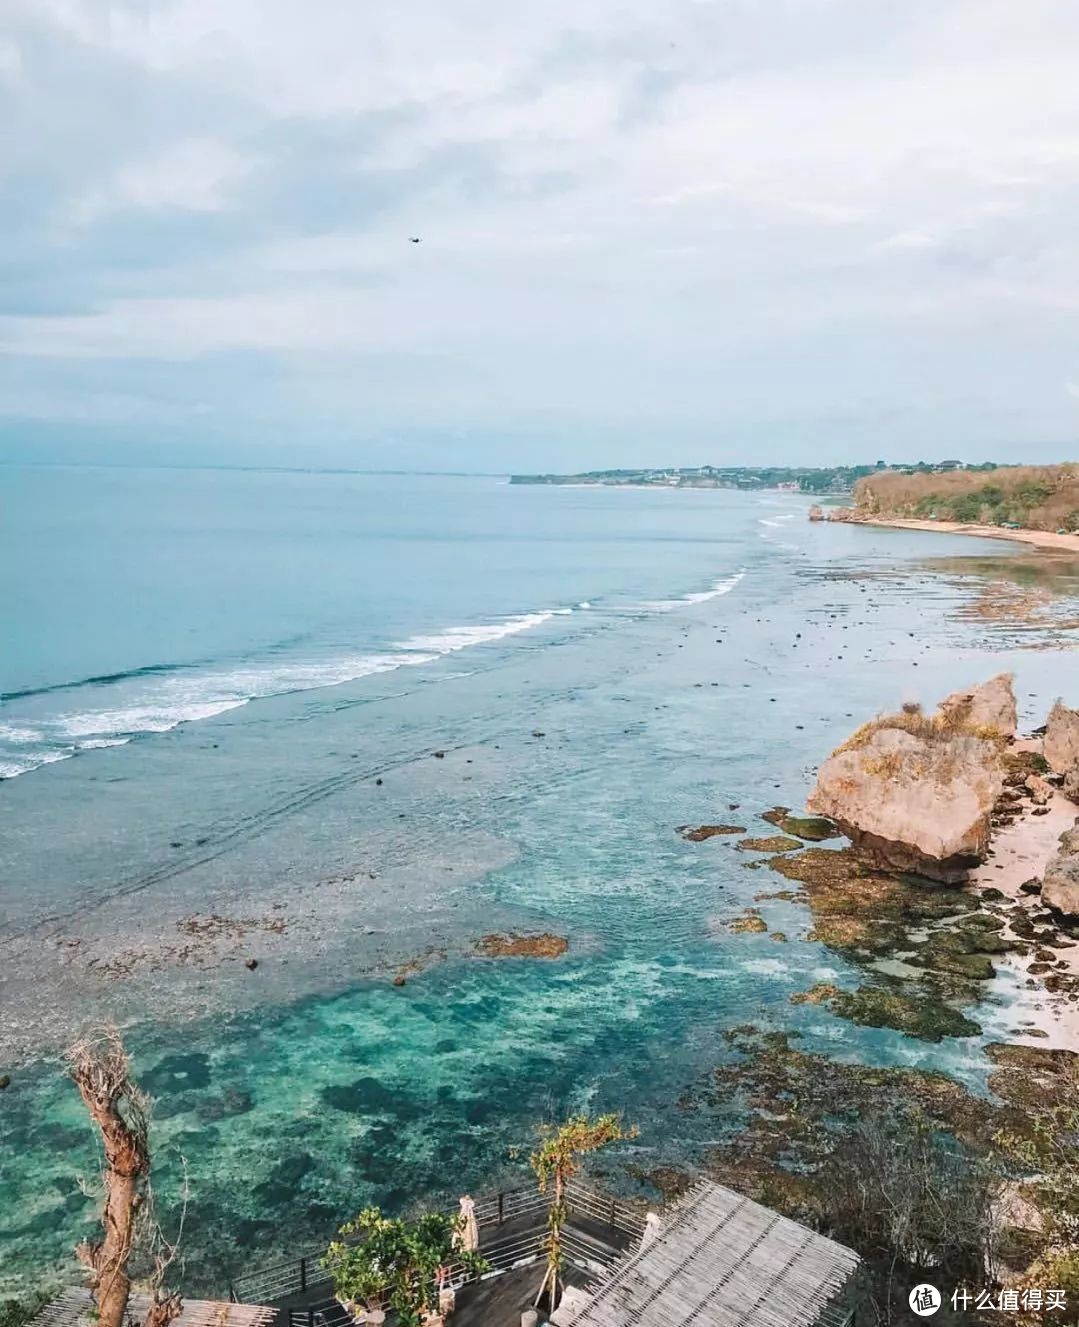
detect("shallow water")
[1,470,1076,1294]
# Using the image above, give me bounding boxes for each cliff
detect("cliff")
[850,464,1079,532]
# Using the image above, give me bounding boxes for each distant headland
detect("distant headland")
[509,459,1000,495]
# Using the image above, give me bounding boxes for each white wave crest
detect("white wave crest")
[396,609,565,654]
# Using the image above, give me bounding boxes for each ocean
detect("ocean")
[1,465,1075,1293]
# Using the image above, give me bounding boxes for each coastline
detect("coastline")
[838,513,1079,554]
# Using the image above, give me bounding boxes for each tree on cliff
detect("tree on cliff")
[68,1029,185,1327]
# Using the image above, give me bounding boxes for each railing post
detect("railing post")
[228,1286,238,1304]
[609,1198,616,1229]
[498,1192,504,1225]
[300,1256,307,1292]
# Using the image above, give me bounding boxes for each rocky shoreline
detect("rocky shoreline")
[674,674,1079,1306]
[710,675,1079,1047]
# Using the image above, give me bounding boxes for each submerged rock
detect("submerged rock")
[737,835,802,853]
[728,911,768,934]
[1044,700,1079,802]
[760,808,839,841]
[791,981,981,1041]
[475,933,568,958]
[936,672,1018,740]
[807,702,1005,882]
[679,823,746,840]
[1042,821,1079,917]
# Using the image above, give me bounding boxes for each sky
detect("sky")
[1,0,1079,473]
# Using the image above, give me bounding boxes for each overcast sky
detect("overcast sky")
[2,0,1079,471]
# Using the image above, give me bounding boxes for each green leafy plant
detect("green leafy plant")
[323,1207,487,1327]
[530,1113,637,1310]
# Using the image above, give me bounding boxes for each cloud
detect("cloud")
[71,138,253,223]
[3,0,1079,466]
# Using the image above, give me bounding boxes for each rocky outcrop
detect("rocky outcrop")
[475,933,568,958]
[807,505,824,522]
[808,716,1005,883]
[1044,700,1079,801]
[1042,821,1079,917]
[936,672,1017,740]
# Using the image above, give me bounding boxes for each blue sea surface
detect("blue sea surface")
[1,466,1075,1293]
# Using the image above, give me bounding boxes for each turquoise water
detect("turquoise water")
[1,467,1075,1294]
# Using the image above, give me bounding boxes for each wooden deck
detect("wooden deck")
[257,1182,645,1327]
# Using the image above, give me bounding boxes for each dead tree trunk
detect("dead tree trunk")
[68,1030,182,1327]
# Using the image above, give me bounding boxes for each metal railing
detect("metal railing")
[281,1215,632,1327]
[229,1182,645,1307]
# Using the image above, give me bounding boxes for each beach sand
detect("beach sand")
[841,514,1079,554]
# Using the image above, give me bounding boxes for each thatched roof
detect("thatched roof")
[28,1289,277,1327]
[563,1181,861,1327]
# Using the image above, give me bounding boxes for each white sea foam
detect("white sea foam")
[0,723,43,743]
[636,570,746,611]
[396,609,565,654]
[0,614,568,778]
[0,748,76,779]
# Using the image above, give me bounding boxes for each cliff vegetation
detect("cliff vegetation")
[853,464,1079,531]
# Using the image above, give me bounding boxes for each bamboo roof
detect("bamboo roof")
[564,1181,861,1327]
[28,1289,277,1327]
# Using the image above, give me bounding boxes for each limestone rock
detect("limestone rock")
[936,672,1017,740]
[1026,774,1053,805]
[808,505,824,522]
[1044,700,1079,802]
[1042,821,1079,917]
[808,723,1004,883]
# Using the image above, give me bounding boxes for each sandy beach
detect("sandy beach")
[841,513,1079,554]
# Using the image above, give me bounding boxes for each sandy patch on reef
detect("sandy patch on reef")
[972,773,1079,1051]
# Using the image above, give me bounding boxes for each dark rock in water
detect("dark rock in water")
[981,887,1006,901]
[957,913,1005,932]
[433,750,445,759]
[1019,878,1042,895]
[1028,961,1054,975]
[790,981,981,1042]
[0,1074,9,1090]
[196,1089,253,1122]
[737,835,802,853]
[256,1152,315,1202]
[392,974,407,986]
[375,777,383,785]
[917,949,996,980]
[476,933,568,958]
[321,1076,397,1114]
[245,958,259,970]
[531,730,546,737]
[142,1052,212,1094]
[679,824,746,841]
[761,808,838,841]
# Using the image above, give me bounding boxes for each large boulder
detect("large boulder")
[936,673,1017,740]
[1042,821,1079,917]
[808,721,1005,883]
[1044,700,1079,802]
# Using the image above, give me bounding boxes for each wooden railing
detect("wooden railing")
[229,1181,645,1307]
